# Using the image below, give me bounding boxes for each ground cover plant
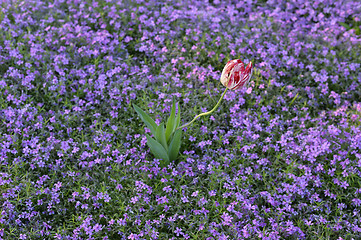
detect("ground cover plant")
[0,0,361,239]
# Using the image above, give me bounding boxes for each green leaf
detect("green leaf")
[175,102,181,129]
[146,134,169,163]
[165,97,176,142]
[280,85,286,93]
[133,104,157,136]
[155,123,168,151]
[339,22,351,30]
[168,129,182,162]
[289,93,299,107]
[355,26,360,36]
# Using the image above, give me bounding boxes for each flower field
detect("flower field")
[1,0,361,239]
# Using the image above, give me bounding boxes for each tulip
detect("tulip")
[134,59,253,166]
[220,59,253,90]
[177,59,253,130]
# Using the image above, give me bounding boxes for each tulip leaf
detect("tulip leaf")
[168,129,182,162]
[165,97,176,142]
[175,102,181,129]
[133,104,157,136]
[155,123,168,151]
[146,134,169,162]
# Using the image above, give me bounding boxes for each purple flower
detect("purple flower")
[93,224,103,233]
[174,227,183,236]
[221,212,233,226]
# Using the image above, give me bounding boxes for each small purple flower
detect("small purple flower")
[221,212,233,226]
[174,227,183,236]
[93,224,103,233]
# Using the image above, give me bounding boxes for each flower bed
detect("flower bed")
[0,0,361,239]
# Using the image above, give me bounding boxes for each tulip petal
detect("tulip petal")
[232,62,253,90]
[221,59,244,88]
[229,62,244,89]
[220,59,253,90]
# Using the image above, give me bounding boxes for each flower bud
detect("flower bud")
[220,59,253,90]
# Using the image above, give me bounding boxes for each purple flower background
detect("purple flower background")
[0,0,361,239]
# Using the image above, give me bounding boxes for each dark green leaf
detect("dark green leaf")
[133,104,157,136]
[355,26,360,35]
[146,134,169,162]
[175,102,181,129]
[155,123,168,151]
[168,129,182,162]
[165,97,176,142]
[339,22,351,30]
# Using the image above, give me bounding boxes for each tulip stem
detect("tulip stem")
[176,88,228,130]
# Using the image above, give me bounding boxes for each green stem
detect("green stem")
[176,88,228,130]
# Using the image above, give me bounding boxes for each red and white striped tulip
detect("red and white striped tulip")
[220,59,253,90]
[176,59,254,131]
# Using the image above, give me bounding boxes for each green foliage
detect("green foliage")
[339,16,361,35]
[165,97,177,143]
[145,134,169,163]
[155,123,168,151]
[168,129,182,162]
[133,100,182,165]
[133,104,158,136]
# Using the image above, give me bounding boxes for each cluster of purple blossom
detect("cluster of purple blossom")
[0,0,361,239]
